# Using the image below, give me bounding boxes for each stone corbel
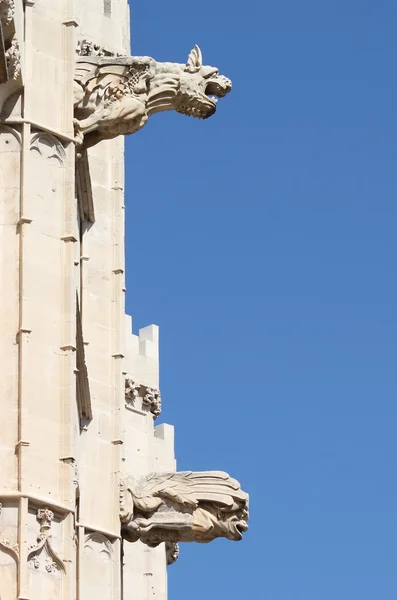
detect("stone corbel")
[125,378,162,418]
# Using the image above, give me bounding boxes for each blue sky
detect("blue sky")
[125,1,397,598]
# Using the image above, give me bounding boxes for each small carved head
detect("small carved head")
[175,45,232,119]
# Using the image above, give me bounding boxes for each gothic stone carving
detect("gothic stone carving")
[0,1,20,84]
[0,0,15,26]
[30,132,66,165]
[74,45,232,147]
[120,471,248,547]
[165,541,179,565]
[27,508,66,574]
[5,35,20,79]
[77,39,122,58]
[125,378,162,418]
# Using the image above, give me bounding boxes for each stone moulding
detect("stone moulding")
[120,471,248,547]
[73,45,232,148]
[125,378,162,418]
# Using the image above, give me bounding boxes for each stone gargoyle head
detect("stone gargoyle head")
[74,45,232,147]
[172,45,232,119]
[119,471,248,547]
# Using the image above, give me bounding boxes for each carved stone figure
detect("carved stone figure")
[5,35,20,80]
[74,45,232,147]
[165,541,179,565]
[0,0,15,26]
[125,378,162,418]
[120,471,248,547]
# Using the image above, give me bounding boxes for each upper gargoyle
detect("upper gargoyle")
[119,470,248,547]
[74,45,232,148]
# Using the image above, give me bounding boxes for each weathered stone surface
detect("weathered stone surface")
[74,45,232,147]
[120,471,248,546]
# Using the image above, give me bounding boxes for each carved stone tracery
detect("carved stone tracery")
[27,508,66,574]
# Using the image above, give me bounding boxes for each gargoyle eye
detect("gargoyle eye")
[203,69,219,79]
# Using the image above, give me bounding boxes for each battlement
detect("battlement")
[124,315,159,389]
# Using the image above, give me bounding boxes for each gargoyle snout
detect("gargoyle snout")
[217,75,232,96]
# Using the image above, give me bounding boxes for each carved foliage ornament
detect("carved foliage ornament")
[77,39,122,58]
[120,471,248,547]
[28,508,66,574]
[74,45,232,147]
[125,378,162,418]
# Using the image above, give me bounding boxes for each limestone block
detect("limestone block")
[0,501,18,600]
[81,533,119,600]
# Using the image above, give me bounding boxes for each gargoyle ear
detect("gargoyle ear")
[185,45,202,73]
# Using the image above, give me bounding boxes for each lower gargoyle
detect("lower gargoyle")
[119,471,248,547]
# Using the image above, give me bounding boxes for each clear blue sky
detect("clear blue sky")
[125,1,397,598]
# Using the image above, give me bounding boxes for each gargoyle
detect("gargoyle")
[119,471,248,547]
[74,45,232,148]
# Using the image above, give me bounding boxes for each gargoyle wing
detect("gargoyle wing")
[132,471,248,512]
[75,56,156,106]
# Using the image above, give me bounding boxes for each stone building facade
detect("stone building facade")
[0,1,247,599]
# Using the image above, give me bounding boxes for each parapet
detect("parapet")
[124,315,159,391]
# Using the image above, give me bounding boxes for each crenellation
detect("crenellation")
[0,1,247,598]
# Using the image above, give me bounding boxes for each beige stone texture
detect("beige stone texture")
[0,2,246,600]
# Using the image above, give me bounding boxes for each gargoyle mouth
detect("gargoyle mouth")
[232,519,248,540]
[201,75,232,117]
[204,76,232,101]
[176,72,232,119]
